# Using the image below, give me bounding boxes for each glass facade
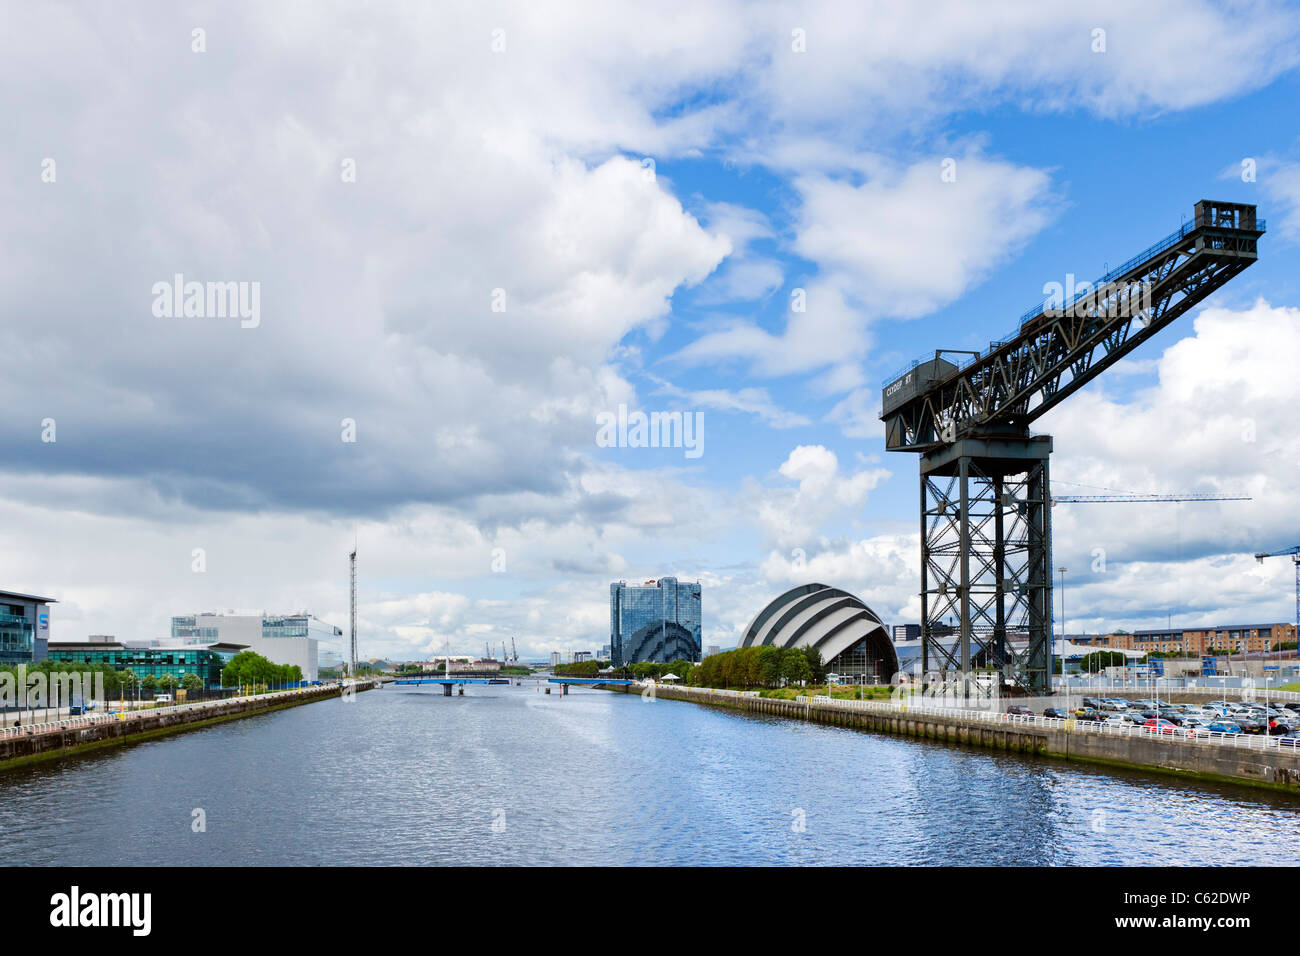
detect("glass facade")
[0,608,34,665]
[46,646,232,689]
[171,616,219,643]
[609,577,702,665]
[262,616,310,639]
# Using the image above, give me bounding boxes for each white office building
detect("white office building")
[171,611,342,682]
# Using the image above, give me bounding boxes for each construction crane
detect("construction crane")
[880,200,1264,694]
[1254,546,1300,643]
[1052,493,1251,504]
[511,637,518,664]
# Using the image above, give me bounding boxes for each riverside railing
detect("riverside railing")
[1055,680,1300,703]
[0,681,357,741]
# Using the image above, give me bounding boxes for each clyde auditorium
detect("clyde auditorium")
[738,583,899,681]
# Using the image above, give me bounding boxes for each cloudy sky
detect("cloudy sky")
[3,1,1300,662]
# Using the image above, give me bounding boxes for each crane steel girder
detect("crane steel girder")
[883,201,1263,697]
[920,437,1053,694]
[882,201,1264,453]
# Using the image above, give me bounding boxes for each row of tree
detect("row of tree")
[555,648,829,689]
[220,651,303,691]
[688,646,825,689]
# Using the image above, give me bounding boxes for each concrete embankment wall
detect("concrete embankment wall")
[0,683,373,772]
[611,685,1300,795]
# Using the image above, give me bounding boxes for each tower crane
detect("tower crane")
[1253,546,1300,644]
[880,200,1264,693]
[1051,493,1251,504]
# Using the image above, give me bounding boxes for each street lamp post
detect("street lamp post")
[1057,566,1068,694]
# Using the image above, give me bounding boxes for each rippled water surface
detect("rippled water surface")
[1,684,1297,865]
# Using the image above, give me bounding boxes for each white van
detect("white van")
[154,694,173,703]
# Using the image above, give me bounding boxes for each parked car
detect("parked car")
[1006,705,1034,716]
[1121,712,1148,725]
[1043,707,1068,719]
[1236,716,1266,734]
[1143,718,1180,735]
[1267,719,1294,736]
[1082,697,1103,710]
[1207,721,1242,735]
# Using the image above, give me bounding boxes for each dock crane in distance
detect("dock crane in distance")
[880,200,1264,694]
[1254,546,1300,645]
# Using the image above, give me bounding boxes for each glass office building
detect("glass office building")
[0,589,56,665]
[45,640,243,689]
[609,577,702,665]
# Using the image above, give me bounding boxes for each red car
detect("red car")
[1142,718,1181,735]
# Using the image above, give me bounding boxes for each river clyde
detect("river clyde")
[1,683,1297,866]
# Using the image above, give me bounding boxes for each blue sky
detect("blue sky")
[4,2,1300,659]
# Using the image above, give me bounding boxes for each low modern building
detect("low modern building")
[1079,624,1296,656]
[169,611,342,681]
[609,577,703,665]
[46,637,248,690]
[738,583,898,682]
[0,589,56,666]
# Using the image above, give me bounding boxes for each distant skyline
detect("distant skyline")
[4,3,1300,662]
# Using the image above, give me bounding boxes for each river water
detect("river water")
[0,683,1296,865]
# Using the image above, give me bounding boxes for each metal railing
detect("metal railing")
[0,682,352,741]
[1056,679,1300,702]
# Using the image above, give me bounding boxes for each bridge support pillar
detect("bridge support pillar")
[458,685,464,696]
[442,684,452,697]
[544,686,551,694]
[561,683,569,695]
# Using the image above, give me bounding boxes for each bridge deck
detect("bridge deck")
[392,678,505,685]
[547,677,637,686]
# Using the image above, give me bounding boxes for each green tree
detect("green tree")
[781,648,812,685]
[1079,650,1128,671]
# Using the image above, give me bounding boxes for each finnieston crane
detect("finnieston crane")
[879,200,1265,694]
[1254,546,1300,644]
